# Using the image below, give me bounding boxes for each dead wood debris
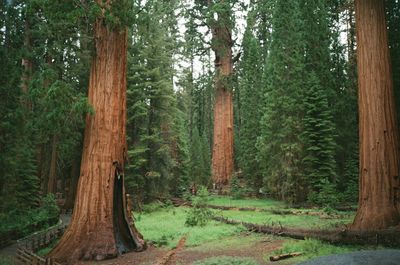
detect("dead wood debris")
[212,216,400,248]
[269,252,303,261]
[155,235,186,265]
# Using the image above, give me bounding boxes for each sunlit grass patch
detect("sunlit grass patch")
[268,238,373,263]
[187,233,270,252]
[134,207,245,249]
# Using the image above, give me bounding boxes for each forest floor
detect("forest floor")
[76,195,384,265]
[1,196,393,265]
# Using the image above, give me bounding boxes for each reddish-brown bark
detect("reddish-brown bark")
[211,5,234,187]
[352,0,400,231]
[49,18,145,263]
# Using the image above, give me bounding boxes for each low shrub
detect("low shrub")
[230,175,252,199]
[308,179,339,207]
[185,186,213,227]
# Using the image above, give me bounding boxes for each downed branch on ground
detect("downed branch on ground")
[212,216,400,248]
[269,252,303,261]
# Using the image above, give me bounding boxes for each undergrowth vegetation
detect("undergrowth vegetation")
[270,238,381,263]
[0,194,59,239]
[134,206,245,248]
[207,196,285,209]
[185,187,213,226]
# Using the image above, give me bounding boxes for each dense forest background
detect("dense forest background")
[1,0,400,219]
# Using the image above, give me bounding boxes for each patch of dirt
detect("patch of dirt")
[174,237,285,265]
[76,245,168,265]
[75,236,292,265]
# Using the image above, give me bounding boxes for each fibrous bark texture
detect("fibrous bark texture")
[211,11,234,186]
[352,0,400,231]
[49,19,145,263]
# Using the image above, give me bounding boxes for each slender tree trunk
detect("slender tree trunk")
[211,6,234,187]
[63,155,80,210]
[47,134,58,194]
[21,16,32,109]
[49,18,145,263]
[352,0,400,231]
[37,144,46,195]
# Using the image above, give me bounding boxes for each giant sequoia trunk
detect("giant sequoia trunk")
[352,0,400,231]
[49,18,145,263]
[211,7,234,186]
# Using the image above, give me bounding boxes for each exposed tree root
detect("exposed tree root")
[212,216,400,247]
[155,236,186,265]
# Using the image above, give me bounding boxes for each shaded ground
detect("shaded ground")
[174,235,285,265]
[76,245,168,265]
[77,234,289,265]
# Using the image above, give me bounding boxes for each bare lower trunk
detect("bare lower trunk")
[352,0,400,231]
[211,4,234,186]
[212,87,234,186]
[49,19,145,263]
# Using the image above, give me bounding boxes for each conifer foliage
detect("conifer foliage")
[256,0,308,203]
[3,0,400,251]
[126,0,190,202]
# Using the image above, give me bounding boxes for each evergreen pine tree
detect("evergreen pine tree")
[237,16,264,193]
[300,0,338,204]
[257,0,307,203]
[126,0,183,202]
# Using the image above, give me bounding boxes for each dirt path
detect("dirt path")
[76,235,288,265]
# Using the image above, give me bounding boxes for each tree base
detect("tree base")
[350,206,400,231]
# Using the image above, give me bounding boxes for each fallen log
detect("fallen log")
[269,252,302,261]
[212,216,400,248]
[290,204,357,212]
[171,198,349,219]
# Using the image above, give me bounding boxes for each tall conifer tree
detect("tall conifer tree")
[257,0,307,203]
